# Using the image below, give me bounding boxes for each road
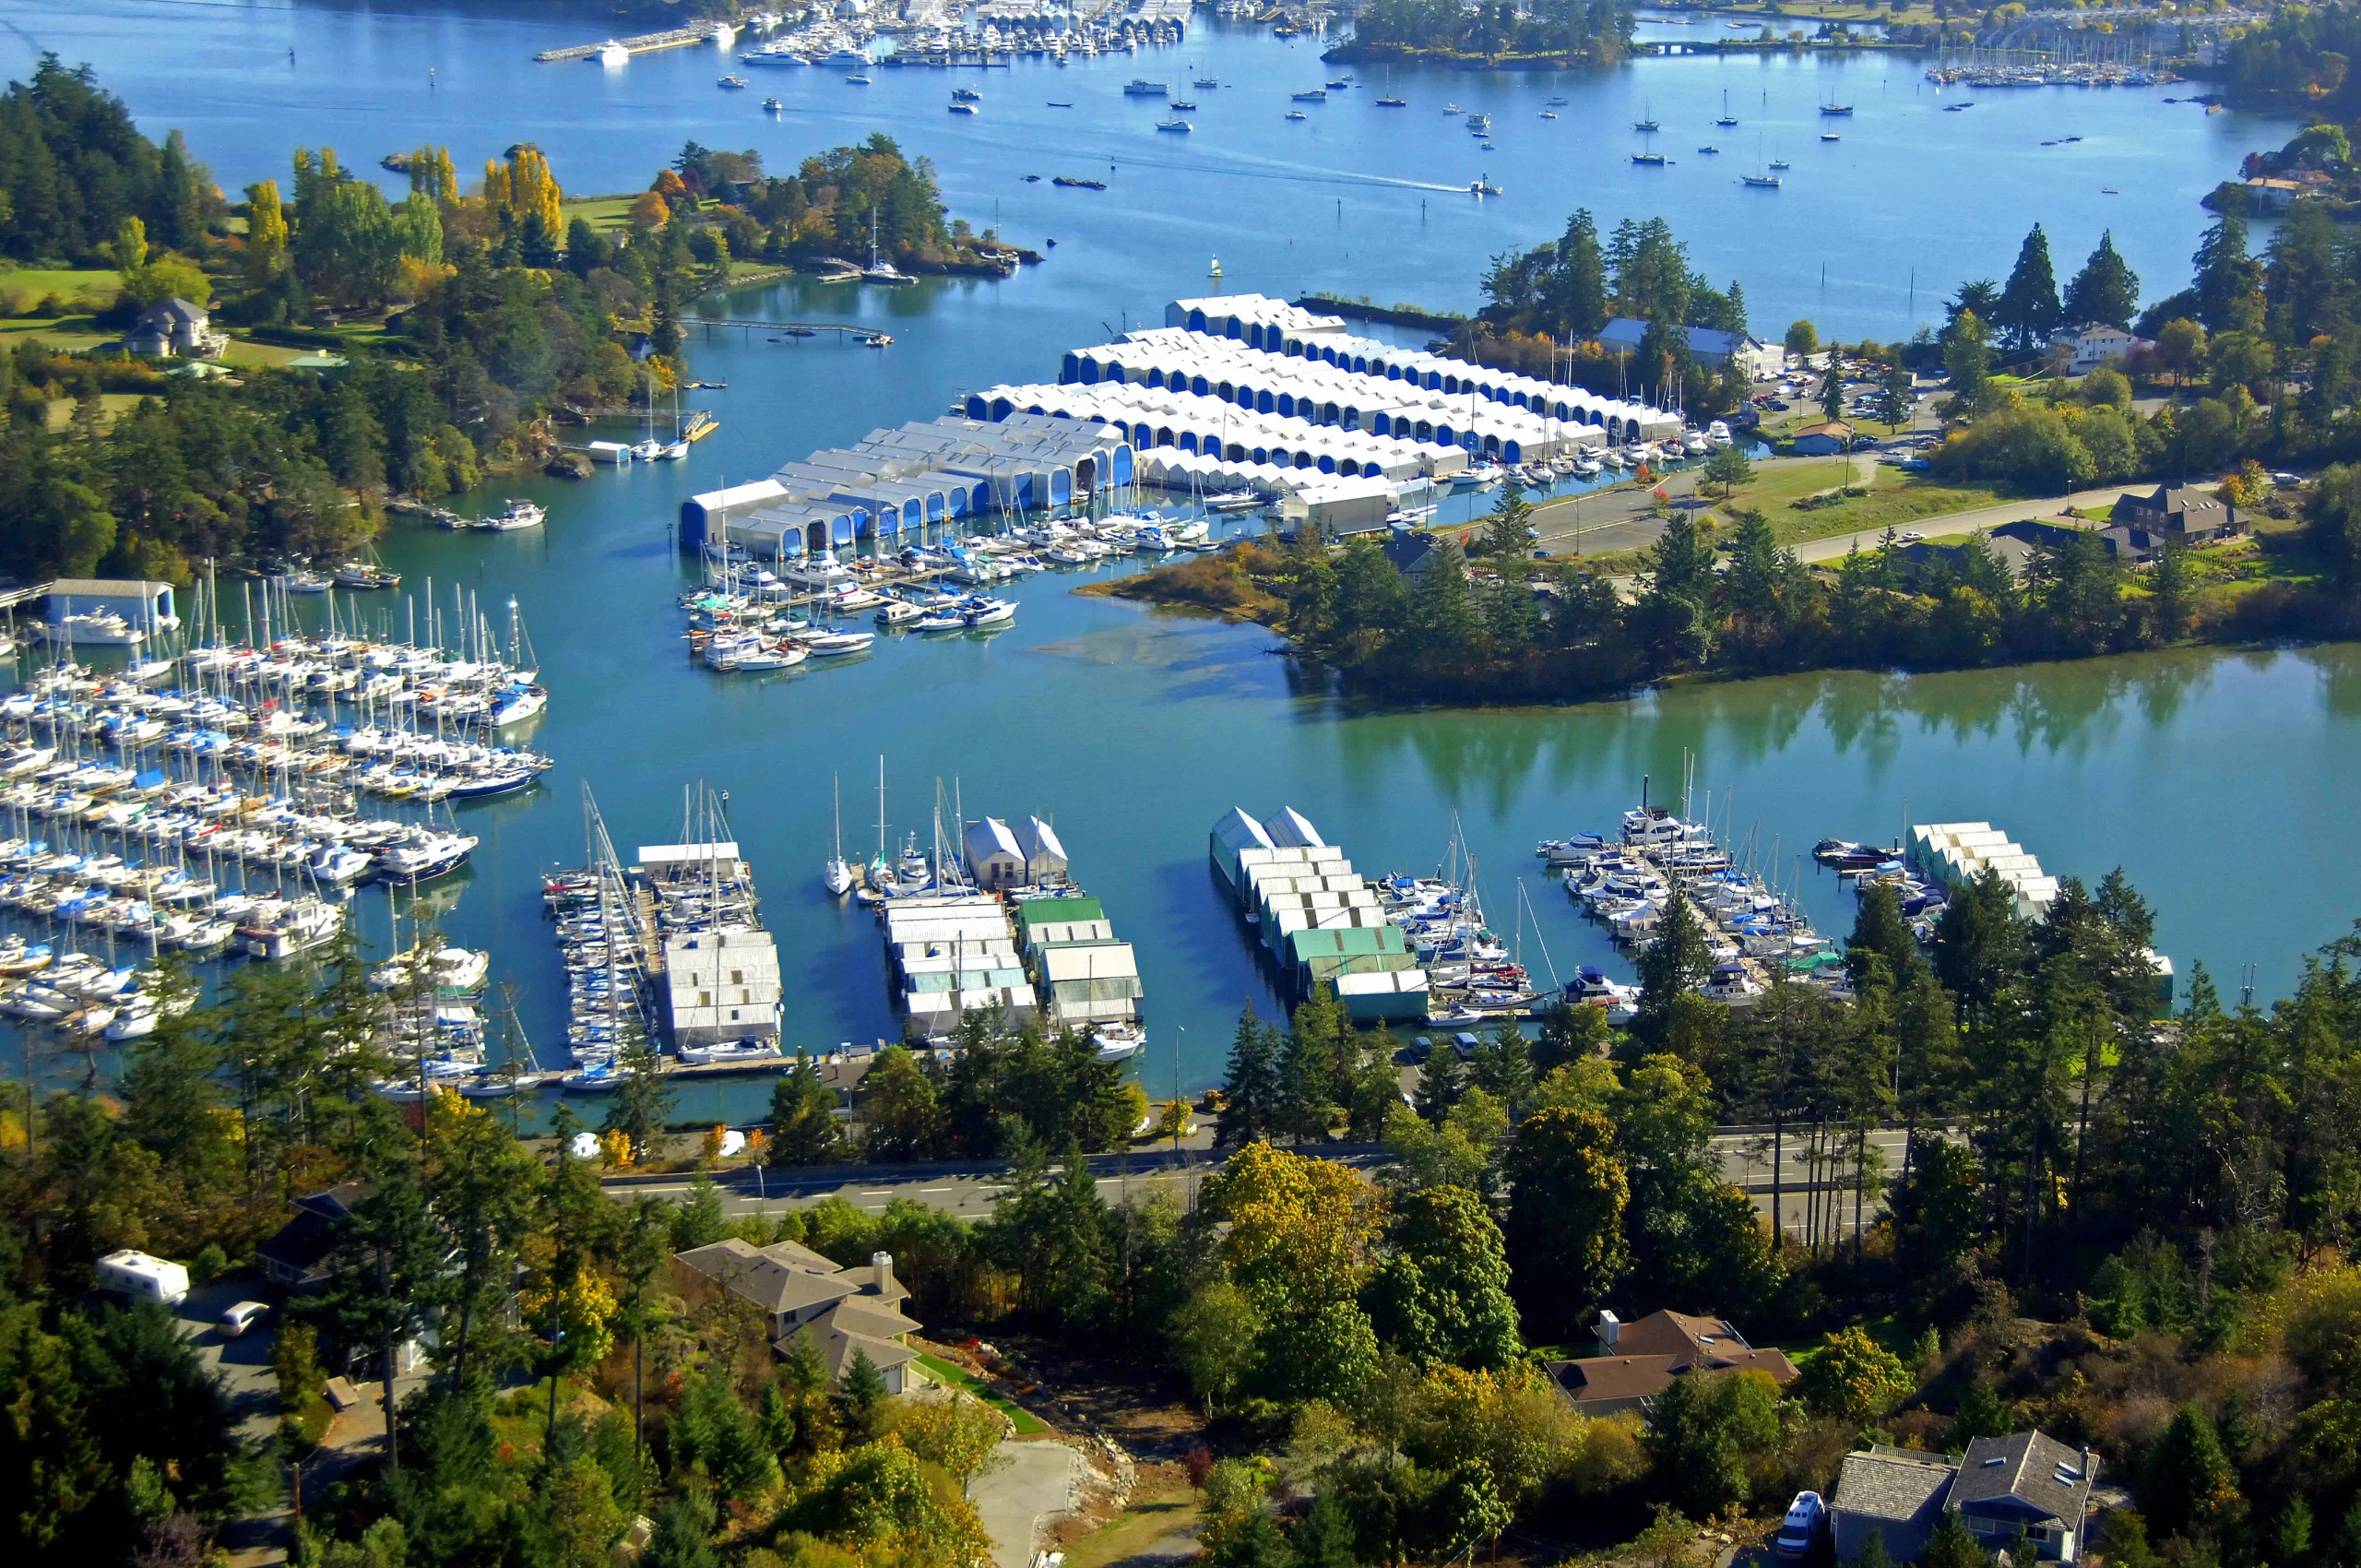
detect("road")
[605,1126,1928,1240]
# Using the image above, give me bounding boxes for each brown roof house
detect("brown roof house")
[671,1238,925,1394]
[1544,1308,1799,1418]
[1832,1431,2101,1564]
[2111,484,2241,545]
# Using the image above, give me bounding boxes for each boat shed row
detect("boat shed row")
[1207,807,1427,1019]
[1011,895,1144,1033]
[1906,822,2059,921]
[884,894,1038,1038]
[1020,329,1607,464]
[1160,294,1686,442]
[680,413,1134,557]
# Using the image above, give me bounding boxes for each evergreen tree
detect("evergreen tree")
[1291,1492,1357,1568]
[1942,309,1993,408]
[2193,209,2260,334]
[2063,230,2142,330]
[1216,1003,1285,1146]
[1482,478,1534,559]
[1919,1513,1990,1568]
[1548,208,1609,338]
[1634,889,1712,1039]
[1996,223,2063,351]
[2143,1405,2243,1541]
[768,1051,845,1166]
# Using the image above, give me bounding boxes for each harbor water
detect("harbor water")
[3,5,2347,1115]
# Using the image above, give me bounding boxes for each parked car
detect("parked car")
[219,1300,272,1338]
[1774,1491,1828,1561]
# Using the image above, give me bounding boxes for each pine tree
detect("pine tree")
[1548,208,1609,338]
[768,1052,844,1165]
[1216,1003,1284,1146]
[1996,222,2062,351]
[1919,1514,1988,1568]
[1483,478,1534,558]
[2193,209,2260,333]
[1634,888,1712,1040]
[2062,230,2141,330]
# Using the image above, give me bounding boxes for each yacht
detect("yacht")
[678,1039,781,1066]
[479,499,545,531]
[596,40,630,66]
[1157,119,1191,133]
[240,897,344,961]
[1124,79,1169,95]
[334,561,399,589]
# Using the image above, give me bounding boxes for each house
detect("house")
[124,298,223,359]
[2112,483,2240,544]
[1952,1431,2101,1562]
[1790,421,1856,456]
[1831,1446,1960,1562]
[1382,530,1450,579]
[1592,317,1784,379]
[670,1238,925,1393]
[1895,533,2038,586]
[1543,1308,1800,1418]
[256,1182,370,1291]
[1830,1431,2100,1564]
[2047,323,2139,375]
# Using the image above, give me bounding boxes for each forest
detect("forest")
[23,840,2361,1568]
[1341,0,1638,64]
[0,58,986,586]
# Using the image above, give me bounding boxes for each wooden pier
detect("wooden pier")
[692,319,896,344]
[536,27,716,64]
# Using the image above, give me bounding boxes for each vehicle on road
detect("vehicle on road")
[219,1300,271,1338]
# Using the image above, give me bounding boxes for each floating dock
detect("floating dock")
[537,27,718,63]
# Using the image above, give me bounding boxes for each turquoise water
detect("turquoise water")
[6,4,2348,1114]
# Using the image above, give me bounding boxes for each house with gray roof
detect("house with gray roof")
[1832,1447,1960,1562]
[671,1238,925,1393]
[1831,1431,2100,1563]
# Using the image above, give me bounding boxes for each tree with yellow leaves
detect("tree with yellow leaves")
[1197,1141,1389,1404]
[407,145,457,204]
[484,144,563,241]
[244,180,287,285]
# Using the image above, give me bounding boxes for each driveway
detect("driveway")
[971,1439,1082,1568]
[173,1277,283,1444]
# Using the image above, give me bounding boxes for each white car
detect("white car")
[219,1301,271,1338]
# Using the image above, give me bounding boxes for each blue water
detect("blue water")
[4,4,2345,1118]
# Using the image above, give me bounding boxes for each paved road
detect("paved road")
[607,1127,1929,1240]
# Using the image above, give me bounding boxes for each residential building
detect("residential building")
[670,1239,925,1393]
[1790,420,1856,456]
[2111,483,2240,544]
[2048,323,2139,375]
[256,1182,370,1292]
[1593,317,1785,379]
[1831,1446,1960,1562]
[124,298,224,359]
[1382,530,1450,579]
[1543,1308,1800,1418]
[1831,1431,2100,1564]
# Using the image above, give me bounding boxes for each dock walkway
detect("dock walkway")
[537,27,712,63]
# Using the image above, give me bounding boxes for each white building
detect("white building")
[660,928,783,1047]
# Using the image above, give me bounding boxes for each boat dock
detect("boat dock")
[536,27,715,63]
[1210,807,1431,1022]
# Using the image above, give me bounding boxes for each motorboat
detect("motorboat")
[478,499,545,531]
[1091,1022,1146,1062]
[803,630,875,657]
[597,40,630,66]
[240,897,344,961]
[677,1038,782,1066]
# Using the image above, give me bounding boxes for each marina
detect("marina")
[2,3,2346,1111]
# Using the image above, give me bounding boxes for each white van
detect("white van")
[95,1249,191,1308]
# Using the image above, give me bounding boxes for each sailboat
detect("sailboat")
[1632,99,1659,133]
[1820,94,1854,116]
[1376,65,1405,107]
[862,205,913,285]
[1716,89,1738,127]
[824,773,854,896]
[1744,133,1782,188]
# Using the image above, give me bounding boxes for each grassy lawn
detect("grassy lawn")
[40,393,147,433]
[221,338,306,368]
[914,1352,1049,1434]
[0,318,113,352]
[0,267,120,311]
[1711,462,2011,547]
[1063,1486,1201,1568]
[562,196,639,234]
